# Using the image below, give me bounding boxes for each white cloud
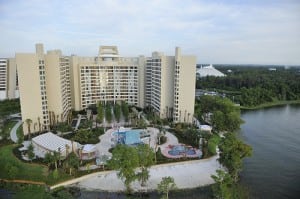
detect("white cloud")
[0,0,299,64]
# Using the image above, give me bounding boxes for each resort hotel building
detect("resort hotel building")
[11,44,196,135]
[0,58,19,100]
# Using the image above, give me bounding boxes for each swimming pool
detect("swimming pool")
[167,145,198,157]
[113,129,142,145]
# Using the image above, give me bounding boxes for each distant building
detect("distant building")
[196,64,225,78]
[268,68,277,71]
[0,58,19,100]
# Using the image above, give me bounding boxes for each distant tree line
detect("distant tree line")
[196,67,300,107]
[0,99,20,118]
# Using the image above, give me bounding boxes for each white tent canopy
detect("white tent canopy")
[32,132,77,156]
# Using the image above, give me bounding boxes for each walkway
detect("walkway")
[50,155,222,191]
[10,120,22,143]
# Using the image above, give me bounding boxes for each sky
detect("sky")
[0,0,299,65]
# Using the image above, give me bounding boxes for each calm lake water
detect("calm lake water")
[239,104,300,199]
[79,105,300,198]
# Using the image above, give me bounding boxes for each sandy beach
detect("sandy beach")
[52,154,221,192]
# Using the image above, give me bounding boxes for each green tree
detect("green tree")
[17,125,24,145]
[52,151,60,170]
[44,152,54,169]
[105,104,112,123]
[196,96,243,132]
[97,102,104,123]
[219,133,252,182]
[157,176,177,199]
[136,144,155,186]
[108,145,139,192]
[55,189,73,199]
[52,169,59,179]
[211,170,233,199]
[114,103,121,122]
[25,118,32,139]
[212,110,225,131]
[65,152,79,175]
[27,143,35,162]
[211,169,251,199]
[207,134,221,155]
[121,101,129,122]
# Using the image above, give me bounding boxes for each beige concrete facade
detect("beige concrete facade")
[145,47,196,123]
[70,46,143,110]
[173,47,196,123]
[15,44,196,135]
[7,58,19,99]
[16,44,72,135]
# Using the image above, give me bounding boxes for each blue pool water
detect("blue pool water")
[168,145,196,156]
[113,130,142,145]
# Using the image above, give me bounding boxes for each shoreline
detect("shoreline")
[51,155,221,192]
[240,100,300,110]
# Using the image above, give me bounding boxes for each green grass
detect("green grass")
[240,100,300,110]
[1,121,17,139]
[13,184,50,199]
[0,145,72,185]
[0,145,47,181]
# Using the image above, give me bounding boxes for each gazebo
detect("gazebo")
[80,144,97,160]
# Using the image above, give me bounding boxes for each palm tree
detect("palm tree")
[65,144,70,157]
[58,147,62,167]
[52,151,60,169]
[25,119,32,139]
[71,139,74,153]
[37,117,41,133]
[52,112,56,126]
[67,110,72,124]
[33,123,37,132]
[49,111,52,127]
[179,110,181,123]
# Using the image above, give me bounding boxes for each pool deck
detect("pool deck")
[95,127,180,158]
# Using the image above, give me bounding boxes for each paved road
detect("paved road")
[10,120,22,143]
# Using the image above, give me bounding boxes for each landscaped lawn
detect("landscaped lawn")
[0,145,48,182]
[0,121,17,139]
[0,145,72,185]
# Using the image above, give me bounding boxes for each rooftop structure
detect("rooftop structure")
[32,132,79,157]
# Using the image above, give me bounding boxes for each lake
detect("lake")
[239,104,300,199]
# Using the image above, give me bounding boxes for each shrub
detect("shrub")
[207,134,221,155]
